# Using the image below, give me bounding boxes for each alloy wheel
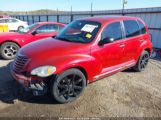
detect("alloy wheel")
[140,53,149,70]
[57,74,84,101]
[3,45,18,58]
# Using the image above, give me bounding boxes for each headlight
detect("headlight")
[31,66,56,77]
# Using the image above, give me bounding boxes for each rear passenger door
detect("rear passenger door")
[123,20,143,63]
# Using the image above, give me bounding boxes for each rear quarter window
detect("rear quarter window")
[137,20,146,34]
[123,20,140,38]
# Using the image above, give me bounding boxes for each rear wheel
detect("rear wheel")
[0,42,20,60]
[133,50,150,72]
[18,26,24,32]
[51,69,86,103]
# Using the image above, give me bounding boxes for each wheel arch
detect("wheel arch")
[55,65,89,84]
[70,66,88,84]
[0,40,21,48]
[17,25,24,30]
[144,48,152,56]
[53,61,101,84]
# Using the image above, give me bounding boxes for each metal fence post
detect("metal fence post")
[32,16,34,23]
[46,15,49,22]
[22,16,25,21]
[39,15,41,22]
[71,14,73,22]
[27,15,29,24]
[57,15,59,22]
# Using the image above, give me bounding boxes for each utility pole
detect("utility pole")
[71,6,73,22]
[71,6,73,15]
[57,8,59,15]
[122,0,128,16]
[57,8,59,22]
[91,2,93,17]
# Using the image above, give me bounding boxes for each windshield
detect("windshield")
[55,20,101,43]
[19,24,38,33]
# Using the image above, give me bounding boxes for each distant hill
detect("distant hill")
[0,11,8,15]
[0,9,65,15]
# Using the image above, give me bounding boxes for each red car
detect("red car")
[0,22,65,60]
[11,16,152,103]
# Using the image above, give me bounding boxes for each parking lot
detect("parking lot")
[0,57,161,117]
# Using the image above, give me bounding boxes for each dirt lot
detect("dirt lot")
[0,58,161,118]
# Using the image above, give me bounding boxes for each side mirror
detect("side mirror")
[31,31,37,35]
[98,37,114,46]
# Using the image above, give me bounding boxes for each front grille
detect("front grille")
[13,55,29,73]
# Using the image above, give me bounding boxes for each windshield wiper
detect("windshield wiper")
[55,37,72,42]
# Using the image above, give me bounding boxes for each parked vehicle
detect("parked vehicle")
[0,18,28,32]
[0,15,9,18]
[0,22,66,60]
[11,16,152,103]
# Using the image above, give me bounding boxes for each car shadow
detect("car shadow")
[0,62,58,104]
[0,56,4,60]
[151,56,161,61]
[151,50,161,62]
[122,68,136,73]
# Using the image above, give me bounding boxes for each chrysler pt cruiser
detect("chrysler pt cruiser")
[11,16,152,103]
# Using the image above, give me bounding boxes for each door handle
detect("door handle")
[119,44,125,48]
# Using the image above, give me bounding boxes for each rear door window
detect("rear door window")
[6,19,18,23]
[0,19,6,23]
[123,20,140,38]
[58,25,64,31]
[36,24,58,33]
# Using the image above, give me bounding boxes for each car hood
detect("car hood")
[19,37,90,59]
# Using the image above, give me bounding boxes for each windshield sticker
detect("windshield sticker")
[85,33,92,39]
[81,24,97,33]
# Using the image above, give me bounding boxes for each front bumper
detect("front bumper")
[10,62,48,95]
[11,68,31,88]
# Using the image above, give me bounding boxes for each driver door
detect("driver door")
[92,21,125,70]
[30,24,59,41]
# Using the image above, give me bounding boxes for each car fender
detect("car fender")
[51,54,103,81]
[0,39,23,47]
[137,40,152,60]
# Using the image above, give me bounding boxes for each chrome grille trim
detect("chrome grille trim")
[13,55,29,73]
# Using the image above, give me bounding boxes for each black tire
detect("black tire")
[18,26,24,32]
[133,50,150,72]
[0,42,20,60]
[51,68,86,103]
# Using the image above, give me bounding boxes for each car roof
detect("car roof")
[0,17,17,20]
[37,22,66,26]
[79,15,141,24]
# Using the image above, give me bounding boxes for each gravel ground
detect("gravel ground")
[0,58,161,117]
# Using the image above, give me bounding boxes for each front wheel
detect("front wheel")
[0,42,20,60]
[133,50,150,72]
[51,69,87,103]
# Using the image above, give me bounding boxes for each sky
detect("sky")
[0,0,161,11]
